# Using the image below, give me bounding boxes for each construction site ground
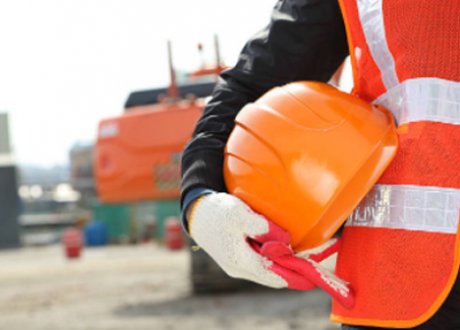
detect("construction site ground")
[0,244,339,330]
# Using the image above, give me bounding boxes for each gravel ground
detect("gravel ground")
[0,244,339,330]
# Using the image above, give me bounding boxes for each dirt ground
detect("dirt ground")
[0,244,340,330]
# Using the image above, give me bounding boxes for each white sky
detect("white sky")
[0,0,276,166]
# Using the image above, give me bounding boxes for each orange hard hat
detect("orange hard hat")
[223,81,398,251]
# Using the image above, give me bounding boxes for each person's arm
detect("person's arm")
[181,0,349,213]
[179,1,354,305]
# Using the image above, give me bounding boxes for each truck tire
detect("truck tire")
[188,239,261,294]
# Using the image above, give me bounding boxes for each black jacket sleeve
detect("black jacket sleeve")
[180,0,348,206]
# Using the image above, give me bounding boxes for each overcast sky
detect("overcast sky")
[0,0,277,166]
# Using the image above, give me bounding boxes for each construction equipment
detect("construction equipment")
[94,38,255,293]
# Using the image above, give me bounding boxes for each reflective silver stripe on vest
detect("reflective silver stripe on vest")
[357,0,399,89]
[346,184,460,234]
[375,78,460,126]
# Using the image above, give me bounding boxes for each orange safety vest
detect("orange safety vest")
[332,0,460,328]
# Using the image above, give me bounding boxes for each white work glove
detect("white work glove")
[188,192,354,308]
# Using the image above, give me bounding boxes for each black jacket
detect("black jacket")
[180,0,460,328]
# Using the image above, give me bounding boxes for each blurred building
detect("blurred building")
[70,142,96,201]
[16,151,84,246]
[0,113,20,248]
[19,164,69,188]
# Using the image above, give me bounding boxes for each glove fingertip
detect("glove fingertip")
[336,285,356,310]
[260,241,292,258]
[254,220,291,244]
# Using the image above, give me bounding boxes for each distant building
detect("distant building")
[70,142,96,202]
[0,113,20,248]
[18,164,69,188]
[17,159,85,246]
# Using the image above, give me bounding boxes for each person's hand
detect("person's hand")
[188,192,354,308]
[260,238,354,308]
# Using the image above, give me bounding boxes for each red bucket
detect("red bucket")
[165,217,184,250]
[62,228,83,259]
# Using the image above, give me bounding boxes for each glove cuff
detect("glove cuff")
[188,195,208,237]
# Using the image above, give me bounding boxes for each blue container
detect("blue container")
[84,221,108,247]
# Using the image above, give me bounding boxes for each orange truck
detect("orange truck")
[95,40,221,203]
[95,92,205,203]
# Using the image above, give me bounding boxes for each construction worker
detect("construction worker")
[181,0,460,329]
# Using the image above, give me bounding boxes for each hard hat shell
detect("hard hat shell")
[224,81,398,251]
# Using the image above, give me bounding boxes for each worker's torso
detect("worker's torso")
[332,0,460,328]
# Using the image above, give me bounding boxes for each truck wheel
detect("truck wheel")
[188,239,261,294]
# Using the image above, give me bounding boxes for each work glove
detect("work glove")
[188,192,355,308]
